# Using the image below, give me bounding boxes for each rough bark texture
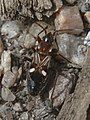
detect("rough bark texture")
[0,0,62,21]
[56,48,90,120]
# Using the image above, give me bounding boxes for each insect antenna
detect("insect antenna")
[35,22,48,36]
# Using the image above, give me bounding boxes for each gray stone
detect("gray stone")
[18,29,36,49]
[13,103,22,111]
[1,86,16,101]
[56,33,87,66]
[1,50,11,73]
[84,11,90,23]
[0,103,10,113]
[2,71,17,88]
[84,31,90,46]
[1,21,23,39]
[19,112,28,120]
[66,0,76,4]
[49,74,73,108]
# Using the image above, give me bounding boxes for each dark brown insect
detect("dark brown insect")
[26,23,71,96]
[27,26,54,95]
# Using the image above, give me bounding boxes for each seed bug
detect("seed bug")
[25,23,55,96]
[25,22,72,96]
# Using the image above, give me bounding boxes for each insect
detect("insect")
[24,22,71,96]
[26,24,55,96]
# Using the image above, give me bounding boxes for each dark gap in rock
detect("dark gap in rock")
[86,104,90,120]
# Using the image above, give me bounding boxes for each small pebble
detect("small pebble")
[1,86,16,101]
[81,1,90,12]
[1,50,11,73]
[19,112,28,120]
[84,11,90,23]
[53,0,63,12]
[2,71,17,88]
[84,31,90,46]
[13,103,22,111]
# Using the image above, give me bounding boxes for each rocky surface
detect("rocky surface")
[0,0,63,21]
[0,38,3,56]
[1,21,23,39]
[49,71,77,108]
[56,33,87,66]
[1,86,16,101]
[55,6,84,35]
[0,0,90,120]
[2,70,17,88]
[66,0,76,4]
[1,50,11,73]
[84,11,90,23]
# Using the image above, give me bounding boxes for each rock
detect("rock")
[55,6,84,35]
[43,0,63,17]
[5,110,13,120]
[49,73,76,108]
[29,21,53,39]
[0,0,62,20]
[84,11,90,23]
[0,103,10,113]
[56,33,87,66]
[12,66,18,75]
[19,112,28,120]
[17,67,22,79]
[84,47,90,66]
[26,100,35,111]
[32,96,55,120]
[33,0,63,18]
[43,0,52,10]
[13,103,22,111]
[1,86,16,101]
[35,12,43,20]
[84,31,90,46]
[18,21,53,49]
[80,1,90,12]
[23,33,36,49]
[66,0,76,4]
[1,21,23,39]
[53,0,63,12]
[0,65,3,77]
[1,50,11,73]
[0,38,4,57]
[2,71,17,88]
[18,30,36,49]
